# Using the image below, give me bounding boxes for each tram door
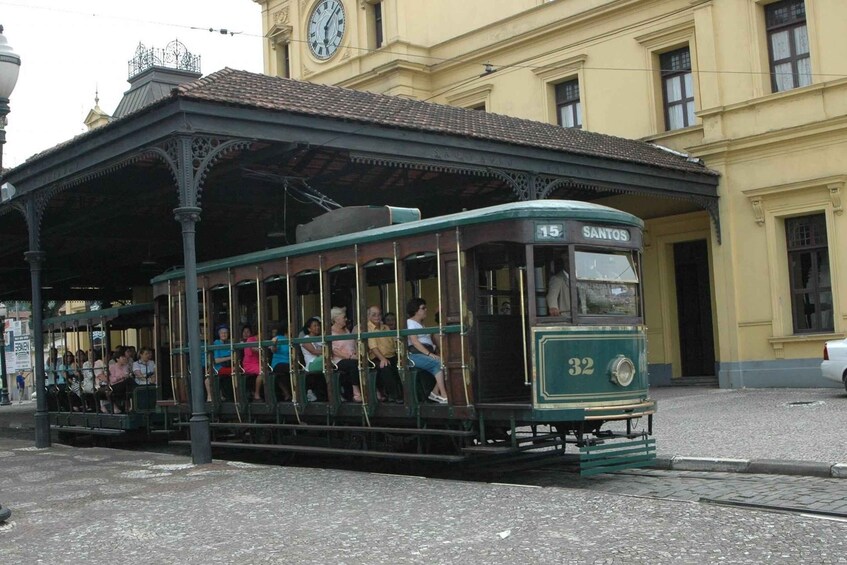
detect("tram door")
[673,240,715,377]
[473,243,529,402]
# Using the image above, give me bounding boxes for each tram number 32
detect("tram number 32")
[568,357,595,376]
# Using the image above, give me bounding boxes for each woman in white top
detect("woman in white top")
[406,298,448,404]
[300,317,323,369]
[300,317,326,402]
[132,347,157,385]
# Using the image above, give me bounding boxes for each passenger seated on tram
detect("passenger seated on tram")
[133,347,157,385]
[61,351,84,412]
[44,347,59,386]
[300,317,327,402]
[92,350,110,413]
[546,254,571,317]
[269,326,292,402]
[240,325,262,402]
[106,345,134,413]
[383,312,397,331]
[406,298,448,404]
[81,349,97,411]
[205,325,232,402]
[367,305,400,402]
[330,307,362,402]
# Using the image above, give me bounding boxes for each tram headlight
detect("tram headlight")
[609,355,636,387]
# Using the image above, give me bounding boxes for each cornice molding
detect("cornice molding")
[690,114,847,159]
[429,0,670,73]
[633,19,695,49]
[445,83,493,107]
[699,77,847,119]
[531,54,587,80]
[337,58,430,89]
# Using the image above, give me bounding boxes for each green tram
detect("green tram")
[42,303,164,440]
[152,201,655,474]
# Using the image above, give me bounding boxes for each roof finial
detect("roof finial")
[95,85,99,106]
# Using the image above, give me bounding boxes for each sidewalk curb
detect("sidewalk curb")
[653,456,847,479]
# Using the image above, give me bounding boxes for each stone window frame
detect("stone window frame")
[533,54,588,129]
[445,84,493,111]
[635,21,700,136]
[749,0,820,99]
[764,0,811,92]
[660,47,695,131]
[360,0,385,51]
[268,5,294,79]
[743,176,844,349]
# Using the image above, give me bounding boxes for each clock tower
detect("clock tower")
[254,0,394,87]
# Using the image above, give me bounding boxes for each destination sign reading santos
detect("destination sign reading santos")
[582,226,630,242]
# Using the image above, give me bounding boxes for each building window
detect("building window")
[766,0,810,92]
[555,79,581,128]
[660,47,694,131]
[373,2,384,48]
[786,214,833,333]
[276,43,291,78]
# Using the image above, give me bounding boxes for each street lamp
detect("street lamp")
[0,24,21,171]
[0,304,9,405]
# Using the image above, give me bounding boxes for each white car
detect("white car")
[822,338,847,391]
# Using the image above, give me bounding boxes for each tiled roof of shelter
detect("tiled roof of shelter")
[175,68,716,176]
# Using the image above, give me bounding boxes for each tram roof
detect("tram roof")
[42,303,154,331]
[152,200,642,283]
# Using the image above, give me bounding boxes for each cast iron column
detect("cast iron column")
[26,250,49,447]
[174,206,211,464]
[0,316,9,406]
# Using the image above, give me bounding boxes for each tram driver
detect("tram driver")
[546,253,571,317]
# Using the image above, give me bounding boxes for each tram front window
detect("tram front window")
[574,250,640,316]
[533,246,571,320]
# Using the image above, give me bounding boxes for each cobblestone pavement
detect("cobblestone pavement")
[1,438,846,564]
[647,387,847,463]
[508,467,847,517]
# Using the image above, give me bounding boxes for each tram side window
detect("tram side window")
[364,259,398,317]
[329,264,356,329]
[475,243,524,316]
[405,253,439,320]
[263,276,288,333]
[533,246,571,320]
[574,250,640,317]
[295,271,321,332]
[209,286,230,335]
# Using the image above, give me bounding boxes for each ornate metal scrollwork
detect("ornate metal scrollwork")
[488,169,532,200]
[128,39,201,80]
[147,135,252,210]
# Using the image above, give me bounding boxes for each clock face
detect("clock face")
[307,0,346,60]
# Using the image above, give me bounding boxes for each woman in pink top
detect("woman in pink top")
[240,325,263,401]
[106,346,133,413]
[330,307,361,402]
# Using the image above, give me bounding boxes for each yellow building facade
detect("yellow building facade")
[252,0,847,387]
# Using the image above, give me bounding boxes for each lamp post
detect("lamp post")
[0,24,21,171]
[0,305,8,406]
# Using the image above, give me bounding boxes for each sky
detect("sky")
[0,0,264,168]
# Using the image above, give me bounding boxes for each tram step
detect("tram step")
[52,426,126,436]
[461,436,563,455]
[173,421,477,437]
[170,440,466,462]
[475,403,532,410]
